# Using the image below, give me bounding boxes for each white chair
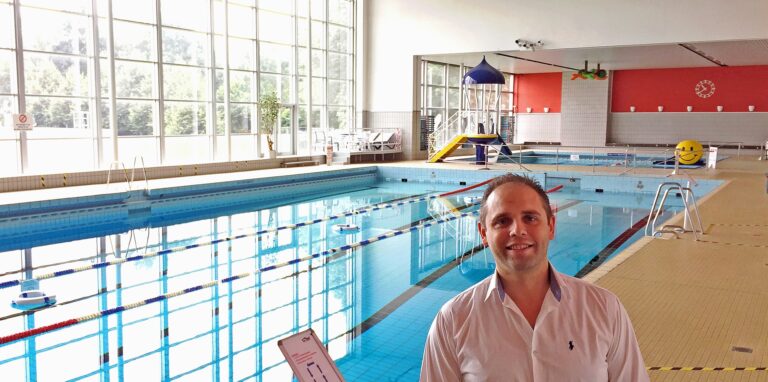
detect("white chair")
[312,130,327,153]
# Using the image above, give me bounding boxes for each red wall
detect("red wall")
[611,65,768,112]
[514,73,562,113]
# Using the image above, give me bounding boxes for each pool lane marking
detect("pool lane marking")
[350,243,487,339]
[573,210,655,279]
[0,210,480,345]
[331,195,582,342]
[0,198,482,323]
[0,193,479,290]
[0,192,430,280]
[647,367,767,371]
[1,181,491,283]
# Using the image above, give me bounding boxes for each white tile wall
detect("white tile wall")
[364,111,413,158]
[560,72,610,146]
[609,112,768,146]
[513,113,561,143]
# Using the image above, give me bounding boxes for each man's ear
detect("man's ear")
[548,215,556,239]
[477,222,488,247]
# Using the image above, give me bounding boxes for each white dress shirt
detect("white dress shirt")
[420,265,649,381]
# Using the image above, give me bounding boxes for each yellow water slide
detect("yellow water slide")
[428,134,498,163]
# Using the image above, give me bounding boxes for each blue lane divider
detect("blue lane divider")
[0,210,479,345]
[0,194,478,290]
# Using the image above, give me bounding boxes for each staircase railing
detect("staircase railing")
[428,110,471,160]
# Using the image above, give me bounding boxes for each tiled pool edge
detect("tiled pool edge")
[0,167,379,243]
[581,178,732,284]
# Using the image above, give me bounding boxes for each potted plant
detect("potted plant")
[258,92,280,159]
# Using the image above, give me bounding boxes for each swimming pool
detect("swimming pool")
[0,167,720,381]
[460,150,715,169]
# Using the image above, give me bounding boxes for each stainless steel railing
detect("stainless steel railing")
[644,181,704,240]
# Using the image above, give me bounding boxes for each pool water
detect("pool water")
[470,151,713,169]
[0,180,680,381]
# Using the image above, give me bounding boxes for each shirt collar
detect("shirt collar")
[485,263,563,302]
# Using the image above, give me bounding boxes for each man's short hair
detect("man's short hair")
[478,174,553,226]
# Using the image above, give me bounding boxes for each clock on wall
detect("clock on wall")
[695,80,715,98]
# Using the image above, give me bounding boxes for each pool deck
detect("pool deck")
[1,156,767,381]
[386,157,768,381]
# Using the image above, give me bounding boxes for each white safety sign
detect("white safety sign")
[706,147,718,169]
[13,113,34,131]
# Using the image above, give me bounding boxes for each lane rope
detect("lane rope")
[0,193,480,290]
[438,178,493,197]
[0,210,480,345]
[0,180,573,344]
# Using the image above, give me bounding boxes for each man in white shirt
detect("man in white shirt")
[420,174,649,381]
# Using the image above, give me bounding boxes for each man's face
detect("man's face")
[478,183,555,277]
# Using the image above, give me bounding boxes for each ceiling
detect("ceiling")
[422,39,768,74]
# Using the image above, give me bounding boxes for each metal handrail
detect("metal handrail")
[701,141,743,158]
[131,155,150,195]
[644,182,703,240]
[106,161,131,190]
[429,110,470,160]
[481,143,532,171]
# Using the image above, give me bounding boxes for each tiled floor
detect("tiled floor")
[591,158,768,382]
[2,154,767,381]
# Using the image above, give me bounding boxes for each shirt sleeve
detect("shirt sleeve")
[420,308,462,382]
[606,297,650,382]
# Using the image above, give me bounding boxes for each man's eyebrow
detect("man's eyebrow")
[489,212,509,220]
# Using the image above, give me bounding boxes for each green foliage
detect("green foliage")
[15,10,353,139]
[258,92,280,136]
[258,92,280,151]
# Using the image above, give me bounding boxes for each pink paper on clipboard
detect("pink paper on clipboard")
[278,328,345,382]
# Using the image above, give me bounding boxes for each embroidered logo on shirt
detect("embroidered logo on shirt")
[568,341,574,351]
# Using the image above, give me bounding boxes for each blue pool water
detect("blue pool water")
[472,151,716,168]
[0,170,705,381]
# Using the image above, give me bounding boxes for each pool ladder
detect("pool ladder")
[644,182,703,240]
[106,156,151,195]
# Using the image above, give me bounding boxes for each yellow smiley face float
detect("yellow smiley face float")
[675,140,703,164]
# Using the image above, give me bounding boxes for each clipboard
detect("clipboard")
[278,328,345,382]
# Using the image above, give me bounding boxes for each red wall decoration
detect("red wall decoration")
[611,65,768,112]
[514,73,562,113]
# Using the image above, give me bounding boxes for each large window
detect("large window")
[0,0,356,175]
[420,60,513,135]
[0,0,19,175]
